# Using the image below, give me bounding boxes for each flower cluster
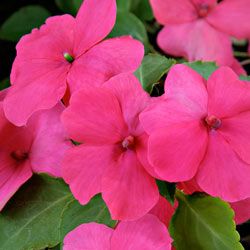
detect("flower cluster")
[1,0,250,248]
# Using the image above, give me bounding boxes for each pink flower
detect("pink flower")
[63,214,172,250]
[140,64,250,202]
[3,0,144,126]
[0,92,71,211]
[231,198,250,224]
[62,74,159,220]
[150,0,250,74]
[150,196,178,227]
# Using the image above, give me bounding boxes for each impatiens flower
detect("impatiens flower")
[150,0,250,74]
[4,0,144,126]
[63,214,172,250]
[0,93,71,211]
[150,196,178,227]
[62,73,159,220]
[140,64,250,202]
[231,198,250,224]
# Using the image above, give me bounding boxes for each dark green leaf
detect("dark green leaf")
[132,0,153,21]
[170,191,244,250]
[0,5,51,42]
[55,0,82,15]
[184,61,218,80]
[116,0,132,11]
[108,10,150,51]
[156,180,176,205]
[240,75,250,81]
[0,78,10,91]
[0,174,114,250]
[135,54,175,93]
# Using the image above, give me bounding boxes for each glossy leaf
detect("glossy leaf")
[135,54,175,93]
[108,10,149,50]
[156,180,176,205]
[55,0,82,15]
[170,191,244,250]
[184,61,218,80]
[0,174,114,250]
[0,5,51,42]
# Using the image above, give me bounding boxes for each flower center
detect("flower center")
[63,52,74,63]
[122,135,135,150]
[11,150,29,162]
[198,4,210,17]
[205,115,221,130]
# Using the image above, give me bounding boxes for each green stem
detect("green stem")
[234,51,250,58]
[241,59,250,66]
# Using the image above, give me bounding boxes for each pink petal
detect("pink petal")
[157,20,234,67]
[0,105,33,210]
[136,133,161,179]
[207,0,250,39]
[140,65,208,134]
[149,196,178,227]
[61,87,126,145]
[111,214,172,250]
[63,223,113,250]
[28,103,72,177]
[149,0,197,25]
[197,132,250,202]
[62,145,114,205]
[73,0,116,55]
[207,67,250,118]
[219,111,250,164]
[102,151,159,220]
[103,73,150,135]
[230,58,246,76]
[148,121,208,182]
[0,160,32,211]
[68,37,144,93]
[4,67,67,126]
[5,15,75,126]
[231,198,250,225]
[178,178,203,195]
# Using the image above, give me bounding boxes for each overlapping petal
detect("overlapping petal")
[158,20,234,67]
[102,151,159,220]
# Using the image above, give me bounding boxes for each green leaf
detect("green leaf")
[55,0,82,15]
[240,75,250,81]
[170,191,244,250]
[116,0,132,11]
[108,10,150,50]
[184,61,218,80]
[132,0,154,21]
[156,180,176,205]
[0,174,114,250]
[0,78,10,91]
[134,54,175,93]
[0,5,51,42]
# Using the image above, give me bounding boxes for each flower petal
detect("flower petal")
[207,0,250,39]
[230,198,250,225]
[28,103,72,177]
[74,0,116,55]
[63,223,113,250]
[207,67,250,118]
[149,0,197,25]
[68,37,144,93]
[61,87,126,145]
[102,151,159,220]
[157,20,234,67]
[63,145,114,205]
[148,121,208,182]
[4,67,67,126]
[0,160,32,211]
[140,65,207,134]
[149,196,177,227]
[111,214,172,250]
[197,132,250,202]
[103,73,150,135]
